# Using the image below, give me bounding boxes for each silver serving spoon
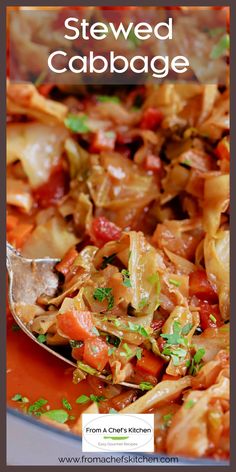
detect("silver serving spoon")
[6,243,139,389]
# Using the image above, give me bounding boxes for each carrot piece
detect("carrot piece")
[57,310,96,341]
[56,246,78,276]
[136,348,164,377]
[8,223,34,249]
[7,214,19,232]
[83,338,109,371]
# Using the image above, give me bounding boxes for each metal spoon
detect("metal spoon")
[6,243,139,389]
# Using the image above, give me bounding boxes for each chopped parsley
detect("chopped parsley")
[120,343,133,359]
[76,394,105,404]
[162,346,187,366]
[28,398,48,415]
[37,334,47,344]
[11,394,29,403]
[97,95,120,104]
[93,287,114,311]
[160,321,185,346]
[77,361,98,375]
[100,253,117,269]
[64,114,90,133]
[210,33,230,59]
[209,314,217,323]
[69,340,84,348]
[139,382,153,391]
[62,398,72,411]
[41,409,69,424]
[163,413,173,428]
[169,278,181,287]
[181,323,193,336]
[136,347,143,360]
[121,269,132,288]
[127,321,149,338]
[186,348,205,376]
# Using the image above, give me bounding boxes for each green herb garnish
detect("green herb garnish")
[11,394,29,403]
[97,95,120,104]
[76,394,105,404]
[121,269,132,288]
[62,398,72,411]
[209,314,217,323]
[77,361,98,375]
[76,394,90,404]
[41,409,69,424]
[120,343,133,359]
[169,278,181,287]
[181,323,193,336]
[28,398,48,414]
[186,348,205,376]
[160,321,185,346]
[93,287,114,311]
[163,413,173,428]
[37,334,47,344]
[136,347,143,360]
[65,114,90,133]
[139,382,153,391]
[210,33,230,59]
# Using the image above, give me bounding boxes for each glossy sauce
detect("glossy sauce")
[7,314,92,425]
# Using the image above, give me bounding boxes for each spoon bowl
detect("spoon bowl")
[6,243,139,389]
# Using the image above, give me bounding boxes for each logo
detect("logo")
[82,414,154,452]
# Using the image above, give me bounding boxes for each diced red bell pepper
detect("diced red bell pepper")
[72,345,84,360]
[143,155,162,172]
[33,164,69,208]
[189,270,218,303]
[199,301,223,330]
[90,131,116,153]
[140,108,163,130]
[90,216,122,248]
[215,136,230,161]
[83,337,109,371]
[136,348,164,377]
[57,310,96,341]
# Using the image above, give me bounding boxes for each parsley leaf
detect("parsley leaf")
[181,323,193,336]
[93,287,114,311]
[37,334,47,344]
[210,33,230,59]
[90,394,106,403]
[187,348,206,376]
[11,394,29,403]
[169,278,181,287]
[136,347,143,360]
[121,269,132,288]
[62,398,72,411]
[97,95,120,104]
[76,394,90,404]
[28,398,48,414]
[184,399,195,409]
[41,409,69,424]
[139,382,153,391]
[160,321,184,345]
[100,253,117,269]
[120,343,133,359]
[65,114,90,133]
[163,413,173,428]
